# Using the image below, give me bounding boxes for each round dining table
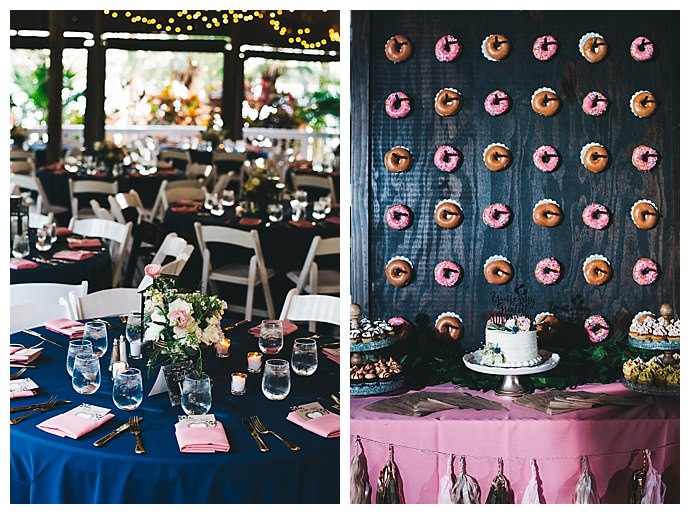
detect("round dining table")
[10,316,340,504]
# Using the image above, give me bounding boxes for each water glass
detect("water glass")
[258,320,284,354]
[291,338,319,376]
[112,367,143,411]
[66,339,93,377]
[295,189,308,210]
[72,354,101,395]
[35,228,51,251]
[12,234,30,258]
[83,321,109,358]
[267,203,284,223]
[221,189,235,207]
[180,371,212,415]
[125,312,143,360]
[43,221,58,243]
[261,359,291,400]
[312,200,326,220]
[319,195,333,215]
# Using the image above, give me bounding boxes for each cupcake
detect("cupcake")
[622,359,636,379]
[666,369,680,388]
[668,320,680,342]
[651,322,668,343]
[637,367,655,385]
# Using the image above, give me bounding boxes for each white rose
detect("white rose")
[169,298,192,314]
[505,318,516,329]
[203,324,222,344]
[144,323,163,342]
[151,311,166,324]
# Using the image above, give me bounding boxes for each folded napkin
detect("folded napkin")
[68,238,102,249]
[10,377,39,399]
[287,402,339,438]
[45,318,85,338]
[288,220,316,229]
[238,217,262,227]
[56,227,72,236]
[171,206,199,214]
[37,404,114,439]
[10,347,42,364]
[324,217,340,225]
[52,250,94,261]
[175,419,230,453]
[10,258,39,270]
[174,199,202,207]
[10,389,37,399]
[248,320,299,337]
[322,347,340,365]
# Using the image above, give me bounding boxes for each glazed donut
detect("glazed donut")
[483,255,514,285]
[385,256,414,287]
[434,312,464,342]
[385,35,413,63]
[582,91,609,116]
[483,143,512,172]
[582,254,612,286]
[532,199,563,228]
[385,92,412,119]
[579,32,608,63]
[434,145,462,172]
[633,258,659,286]
[634,311,656,323]
[632,145,659,172]
[582,203,611,230]
[533,35,559,61]
[434,88,463,117]
[630,36,654,62]
[434,260,463,287]
[385,204,413,230]
[435,34,461,62]
[481,34,511,61]
[535,257,561,285]
[388,316,413,342]
[630,199,659,230]
[630,90,657,118]
[483,203,513,229]
[434,199,464,229]
[384,146,413,173]
[484,90,511,116]
[584,314,610,343]
[532,145,561,172]
[580,142,610,173]
[535,312,562,340]
[531,87,561,117]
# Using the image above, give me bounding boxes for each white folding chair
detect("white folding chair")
[10,149,36,162]
[286,236,340,295]
[90,199,114,221]
[136,245,195,290]
[108,190,150,224]
[70,288,141,319]
[279,288,340,332]
[10,302,74,334]
[10,281,88,319]
[10,160,34,175]
[151,180,207,222]
[10,173,70,218]
[291,173,337,201]
[194,222,275,320]
[68,179,119,219]
[212,151,245,186]
[185,163,216,188]
[211,172,233,197]
[28,211,54,230]
[159,149,191,168]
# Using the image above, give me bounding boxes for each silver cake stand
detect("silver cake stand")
[463,349,560,397]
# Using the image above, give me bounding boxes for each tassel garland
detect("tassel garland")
[451,455,481,504]
[437,454,455,503]
[521,458,543,504]
[485,457,512,504]
[573,456,600,504]
[641,449,666,504]
[376,444,404,504]
[350,436,371,504]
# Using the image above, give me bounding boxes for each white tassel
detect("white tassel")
[350,436,371,504]
[573,456,600,504]
[438,454,455,503]
[451,455,481,504]
[521,458,543,504]
[641,449,666,504]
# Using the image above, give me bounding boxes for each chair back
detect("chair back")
[109,190,148,224]
[159,150,191,166]
[291,173,336,200]
[11,172,59,214]
[279,289,340,327]
[10,149,36,162]
[10,301,74,334]
[186,163,216,185]
[291,236,340,293]
[28,211,54,229]
[10,160,34,175]
[71,288,141,319]
[137,242,194,290]
[90,199,114,220]
[11,281,88,318]
[211,172,233,196]
[194,223,258,251]
[69,179,119,218]
[151,179,207,221]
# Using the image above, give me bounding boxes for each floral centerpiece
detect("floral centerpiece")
[142,264,227,373]
[242,163,279,213]
[200,125,227,149]
[94,139,127,169]
[10,124,28,148]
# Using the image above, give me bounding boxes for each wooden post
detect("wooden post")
[46,11,64,164]
[222,44,244,142]
[84,11,106,150]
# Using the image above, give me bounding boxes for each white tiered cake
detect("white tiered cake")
[480,316,542,368]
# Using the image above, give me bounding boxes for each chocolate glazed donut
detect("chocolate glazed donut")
[535,314,562,341]
[385,259,414,287]
[435,316,464,342]
[483,145,512,172]
[582,144,609,173]
[484,259,514,285]
[582,35,608,63]
[434,89,462,116]
[631,91,657,118]
[484,34,511,60]
[631,201,659,229]
[434,201,464,229]
[583,259,612,286]
[384,147,413,173]
[531,90,561,116]
[385,35,413,63]
[533,202,564,227]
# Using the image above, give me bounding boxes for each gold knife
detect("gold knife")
[223,319,250,332]
[22,329,64,348]
[93,417,142,447]
[241,417,269,452]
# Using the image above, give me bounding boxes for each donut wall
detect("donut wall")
[350,11,679,347]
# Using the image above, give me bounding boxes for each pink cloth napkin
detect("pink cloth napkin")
[37,410,115,439]
[56,227,72,236]
[287,410,340,438]
[175,421,230,453]
[52,250,94,261]
[68,238,102,249]
[10,390,37,399]
[248,320,299,337]
[45,318,85,338]
[238,217,262,227]
[9,347,42,363]
[10,258,39,270]
[322,347,340,365]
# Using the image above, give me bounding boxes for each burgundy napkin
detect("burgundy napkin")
[175,420,230,453]
[68,238,102,249]
[52,250,94,261]
[171,206,199,214]
[287,402,339,438]
[288,220,316,229]
[56,227,72,236]
[45,318,85,338]
[324,217,340,225]
[248,320,299,337]
[238,217,263,227]
[174,199,202,207]
[37,405,114,439]
[10,347,42,364]
[10,258,39,270]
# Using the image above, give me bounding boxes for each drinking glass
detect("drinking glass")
[221,189,235,207]
[66,339,93,377]
[112,367,143,411]
[267,203,284,223]
[261,359,291,400]
[43,221,58,243]
[12,234,30,258]
[312,200,326,220]
[319,195,333,215]
[72,354,101,394]
[35,228,51,251]
[295,189,308,210]
[125,312,143,360]
[258,320,284,354]
[83,321,108,358]
[291,338,319,376]
[180,372,212,415]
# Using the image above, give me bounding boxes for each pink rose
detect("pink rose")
[168,309,189,329]
[144,263,162,278]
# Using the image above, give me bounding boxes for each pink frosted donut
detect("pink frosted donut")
[532,145,561,172]
[632,145,658,172]
[534,257,561,285]
[434,145,462,172]
[385,92,412,119]
[582,91,609,116]
[532,35,559,61]
[582,203,611,230]
[388,316,413,341]
[483,203,512,229]
[435,34,461,62]
[434,260,463,287]
[484,90,511,116]
[385,204,413,230]
[630,36,654,62]
[633,258,659,285]
[584,314,610,343]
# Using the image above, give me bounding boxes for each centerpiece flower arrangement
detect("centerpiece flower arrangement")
[242,163,279,212]
[486,315,535,333]
[94,139,128,169]
[142,264,227,373]
[10,124,28,148]
[200,125,227,149]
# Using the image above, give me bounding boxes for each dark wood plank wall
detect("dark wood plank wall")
[351,10,679,348]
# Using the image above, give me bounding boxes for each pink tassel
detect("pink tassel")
[521,458,543,504]
[451,455,481,504]
[573,456,600,504]
[350,436,371,504]
[438,454,455,503]
[641,449,666,504]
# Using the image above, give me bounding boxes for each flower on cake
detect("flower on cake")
[479,342,506,366]
[487,314,535,333]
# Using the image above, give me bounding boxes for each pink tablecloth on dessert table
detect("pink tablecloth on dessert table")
[350,382,679,504]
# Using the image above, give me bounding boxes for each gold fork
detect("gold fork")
[10,395,58,425]
[129,416,146,454]
[249,415,300,451]
[10,367,27,380]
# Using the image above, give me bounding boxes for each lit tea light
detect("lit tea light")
[247,352,262,373]
[215,338,231,358]
[231,372,247,396]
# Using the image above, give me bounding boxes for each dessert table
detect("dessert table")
[350,382,679,503]
[10,317,340,503]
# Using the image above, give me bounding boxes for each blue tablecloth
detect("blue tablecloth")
[10,317,340,503]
